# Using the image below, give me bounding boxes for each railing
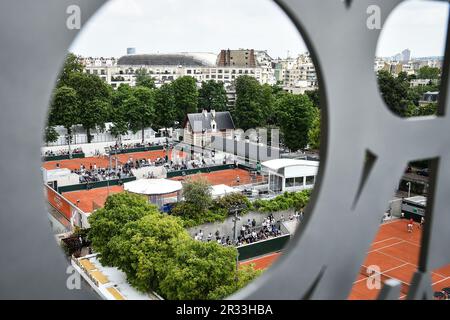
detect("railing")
[57,176,136,193]
[166,164,236,178]
[237,234,290,261]
[42,152,85,162]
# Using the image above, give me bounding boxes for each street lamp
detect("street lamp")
[406,181,411,198]
[230,205,242,242]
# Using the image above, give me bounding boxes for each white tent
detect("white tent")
[124,179,182,195]
[124,179,182,206]
[211,184,240,198]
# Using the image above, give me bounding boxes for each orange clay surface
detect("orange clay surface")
[42,156,111,171]
[170,168,263,187]
[62,185,124,213]
[239,219,450,300]
[42,150,186,171]
[60,168,257,213]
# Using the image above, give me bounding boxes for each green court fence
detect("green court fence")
[108,145,164,154]
[57,176,136,193]
[237,234,290,261]
[166,164,236,178]
[43,153,85,162]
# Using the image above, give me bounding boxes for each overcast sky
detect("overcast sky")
[71,0,449,59]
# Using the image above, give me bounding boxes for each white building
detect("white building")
[262,159,319,193]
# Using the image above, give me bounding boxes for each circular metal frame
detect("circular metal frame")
[0,0,448,300]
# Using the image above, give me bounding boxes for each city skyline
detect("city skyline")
[71,0,449,59]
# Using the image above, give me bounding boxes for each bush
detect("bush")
[253,190,311,213]
[171,202,228,228]
[212,192,253,214]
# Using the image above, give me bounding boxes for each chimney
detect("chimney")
[202,109,208,118]
[211,109,216,119]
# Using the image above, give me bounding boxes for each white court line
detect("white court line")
[368,238,405,253]
[354,263,409,285]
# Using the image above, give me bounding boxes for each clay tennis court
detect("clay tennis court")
[42,156,111,171]
[42,150,186,171]
[170,168,264,187]
[114,150,186,164]
[239,219,450,300]
[62,185,124,213]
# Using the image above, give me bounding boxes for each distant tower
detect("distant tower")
[402,49,411,62]
[127,47,136,55]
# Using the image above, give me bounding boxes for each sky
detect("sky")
[71,0,449,59]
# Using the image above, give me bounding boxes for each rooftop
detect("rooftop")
[117,53,216,67]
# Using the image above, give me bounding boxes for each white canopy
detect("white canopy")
[262,159,319,171]
[262,159,319,179]
[211,184,239,198]
[124,179,182,195]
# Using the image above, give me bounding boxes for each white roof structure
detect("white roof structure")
[211,184,239,198]
[124,179,182,195]
[262,159,319,178]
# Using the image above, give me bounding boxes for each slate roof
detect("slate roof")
[185,111,235,133]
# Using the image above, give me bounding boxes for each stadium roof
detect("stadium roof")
[117,53,216,67]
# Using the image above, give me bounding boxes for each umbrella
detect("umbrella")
[434,291,445,299]
[441,287,450,295]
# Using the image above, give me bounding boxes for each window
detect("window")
[294,177,304,187]
[286,178,295,188]
[187,70,192,74]
[305,176,315,185]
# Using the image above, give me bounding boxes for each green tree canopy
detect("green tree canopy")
[198,80,228,112]
[154,83,177,130]
[308,108,321,150]
[377,70,411,117]
[172,76,199,124]
[275,93,315,151]
[126,86,156,142]
[417,66,441,80]
[234,76,271,130]
[181,178,213,217]
[44,126,59,144]
[65,72,112,142]
[48,85,79,134]
[56,53,83,88]
[135,68,156,89]
[88,192,260,299]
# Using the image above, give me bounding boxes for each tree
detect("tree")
[44,126,59,145]
[198,80,228,112]
[126,86,156,143]
[135,68,156,89]
[110,84,133,141]
[234,76,272,130]
[181,178,212,217]
[56,53,83,88]
[108,213,189,292]
[159,240,239,300]
[308,108,321,150]
[172,76,198,124]
[154,83,177,132]
[417,66,441,80]
[66,72,112,142]
[377,70,410,117]
[88,192,260,299]
[275,93,315,151]
[48,85,79,147]
[88,192,157,266]
[305,89,320,108]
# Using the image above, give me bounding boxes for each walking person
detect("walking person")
[407,218,414,233]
